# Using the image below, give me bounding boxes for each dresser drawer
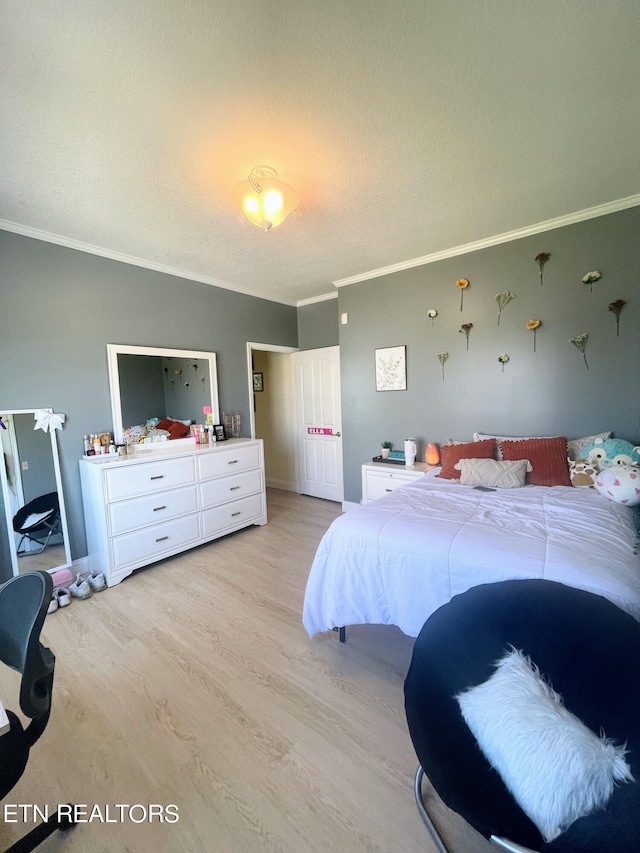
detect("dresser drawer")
[108,485,199,536]
[197,445,260,480]
[106,456,196,501]
[111,514,200,570]
[201,493,264,538]
[199,469,262,510]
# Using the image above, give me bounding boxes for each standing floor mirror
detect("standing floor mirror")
[0,409,72,577]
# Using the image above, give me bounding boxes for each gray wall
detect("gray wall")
[118,354,166,427]
[338,207,640,503]
[0,231,297,559]
[297,298,339,350]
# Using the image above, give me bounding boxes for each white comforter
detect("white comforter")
[302,473,640,637]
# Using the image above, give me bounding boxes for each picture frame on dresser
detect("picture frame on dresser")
[213,424,227,441]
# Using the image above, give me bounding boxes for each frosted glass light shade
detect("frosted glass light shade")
[231,166,299,231]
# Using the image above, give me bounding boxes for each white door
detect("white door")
[293,346,343,502]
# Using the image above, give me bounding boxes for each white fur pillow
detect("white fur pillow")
[456,648,633,843]
[454,458,531,489]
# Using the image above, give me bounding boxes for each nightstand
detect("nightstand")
[361,461,432,503]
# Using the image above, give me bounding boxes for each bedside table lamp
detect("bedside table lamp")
[425,443,441,466]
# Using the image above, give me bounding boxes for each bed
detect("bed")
[302,470,640,638]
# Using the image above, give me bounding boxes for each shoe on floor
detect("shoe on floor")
[82,570,107,592]
[69,575,92,600]
[47,594,58,615]
[55,587,72,607]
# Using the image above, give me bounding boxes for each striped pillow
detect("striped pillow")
[501,437,571,486]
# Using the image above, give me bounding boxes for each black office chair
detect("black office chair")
[12,493,62,556]
[404,580,640,853]
[0,570,74,851]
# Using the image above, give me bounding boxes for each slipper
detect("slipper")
[47,594,58,615]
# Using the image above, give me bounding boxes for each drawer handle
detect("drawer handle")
[150,475,164,480]
[231,511,242,517]
[230,485,240,491]
[156,536,169,542]
[386,488,392,492]
[228,460,238,465]
[153,505,167,512]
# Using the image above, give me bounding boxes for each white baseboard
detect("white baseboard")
[266,478,298,492]
[72,556,91,575]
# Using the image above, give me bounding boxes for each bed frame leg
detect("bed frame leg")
[332,626,346,643]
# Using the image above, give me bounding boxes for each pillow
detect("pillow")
[456,648,633,843]
[167,421,190,439]
[156,418,175,431]
[568,458,598,488]
[501,437,571,486]
[437,439,497,480]
[567,431,612,461]
[167,416,193,426]
[454,458,531,489]
[594,465,640,506]
[474,432,558,460]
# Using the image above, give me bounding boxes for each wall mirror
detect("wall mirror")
[0,409,72,577]
[107,345,220,448]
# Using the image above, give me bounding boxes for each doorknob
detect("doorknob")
[334,431,341,437]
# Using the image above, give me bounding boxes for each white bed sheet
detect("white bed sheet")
[302,473,640,637]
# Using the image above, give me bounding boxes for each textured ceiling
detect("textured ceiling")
[1,1,639,306]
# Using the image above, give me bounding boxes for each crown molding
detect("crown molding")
[296,291,338,307]
[0,219,299,307]
[332,194,640,288]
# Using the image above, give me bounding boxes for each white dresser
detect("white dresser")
[361,461,432,503]
[80,439,267,587]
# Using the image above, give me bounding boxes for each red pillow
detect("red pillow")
[501,437,570,486]
[437,439,497,480]
[167,421,190,439]
[156,418,174,431]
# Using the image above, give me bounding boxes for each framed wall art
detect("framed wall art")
[375,345,407,391]
[253,371,264,392]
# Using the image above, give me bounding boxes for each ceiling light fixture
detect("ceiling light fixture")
[231,165,301,232]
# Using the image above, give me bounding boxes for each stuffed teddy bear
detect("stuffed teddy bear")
[580,438,640,471]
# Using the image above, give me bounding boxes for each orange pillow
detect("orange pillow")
[167,421,190,439]
[156,418,174,431]
[437,439,497,480]
[501,437,571,486]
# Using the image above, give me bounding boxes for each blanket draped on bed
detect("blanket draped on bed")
[303,474,640,638]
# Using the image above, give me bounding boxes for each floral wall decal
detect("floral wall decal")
[534,252,551,286]
[495,291,516,326]
[459,323,473,351]
[570,333,589,369]
[608,299,626,337]
[498,353,510,373]
[582,270,601,292]
[526,318,541,352]
[456,278,469,311]
[427,308,438,326]
[437,351,448,381]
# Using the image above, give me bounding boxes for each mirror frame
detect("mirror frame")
[0,408,72,577]
[107,344,220,448]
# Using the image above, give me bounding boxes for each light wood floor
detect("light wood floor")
[0,489,494,853]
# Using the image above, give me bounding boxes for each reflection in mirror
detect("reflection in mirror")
[0,409,72,577]
[108,345,220,448]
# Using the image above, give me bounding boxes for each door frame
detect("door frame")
[246,342,299,487]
